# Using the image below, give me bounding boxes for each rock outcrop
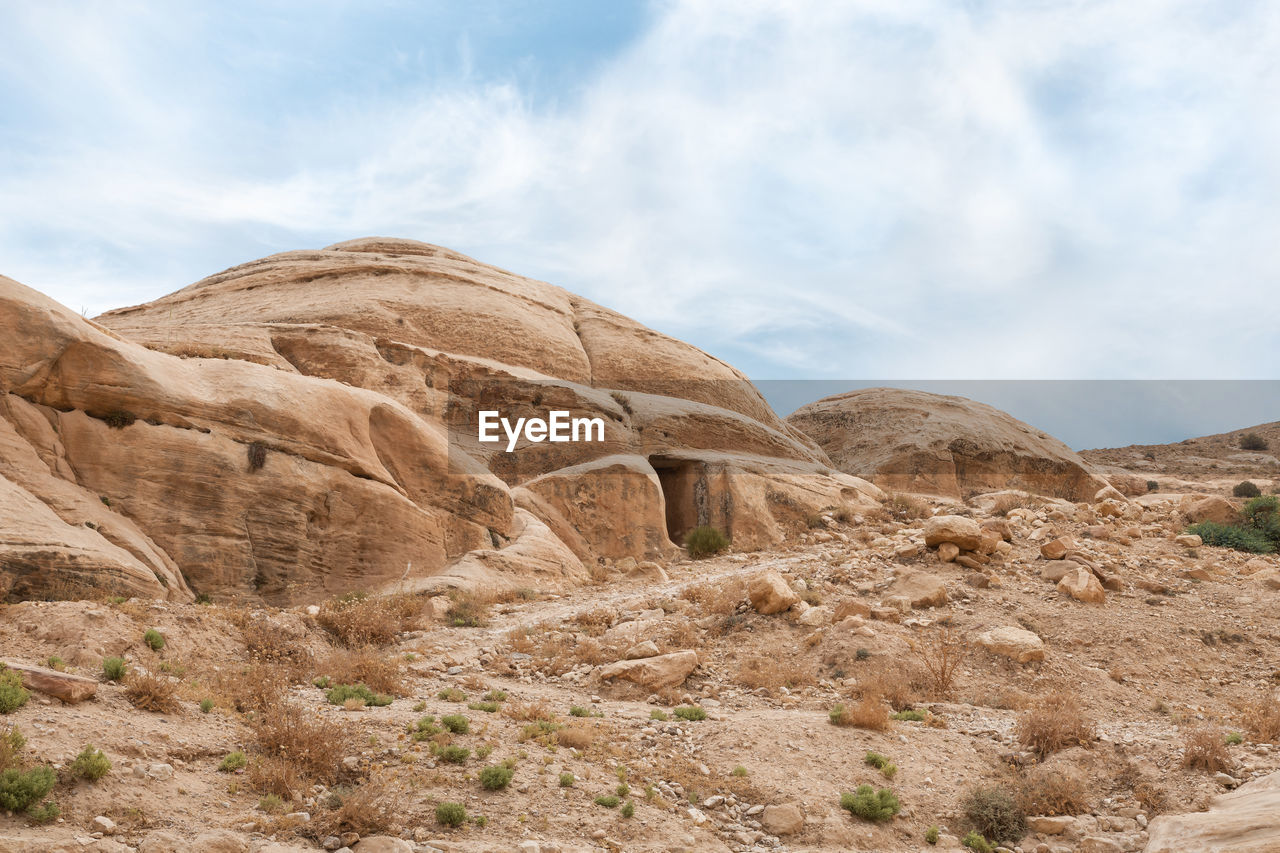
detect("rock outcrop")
[2,238,883,604]
[1144,771,1280,852]
[787,387,1114,500]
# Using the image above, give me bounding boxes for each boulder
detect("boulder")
[1185,496,1239,526]
[923,515,984,551]
[975,627,1045,663]
[748,571,800,614]
[886,569,948,609]
[1058,566,1106,604]
[937,542,960,563]
[1145,770,1280,852]
[1040,537,1077,560]
[1,660,96,703]
[598,650,699,690]
[1175,534,1203,548]
[786,387,1116,500]
[352,839,413,853]
[759,803,805,836]
[624,640,661,660]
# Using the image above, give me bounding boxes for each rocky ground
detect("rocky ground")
[2,487,1279,853]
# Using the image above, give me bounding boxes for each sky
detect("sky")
[2,1,1278,444]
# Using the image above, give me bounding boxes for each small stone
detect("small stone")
[92,816,116,835]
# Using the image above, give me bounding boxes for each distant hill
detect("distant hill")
[1081,421,1280,493]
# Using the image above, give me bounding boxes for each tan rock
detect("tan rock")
[1175,534,1204,547]
[922,515,984,551]
[833,600,872,621]
[1145,770,1280,853]
[1185,496,1239,525]
[1025,815,1072,834]
[1253,569,1280,590]
[760,803,805,836]
[975,627,1045,663]
[598,650,698,690]
[624,640,661,660]
[887,569,948,609]
[1040,536,1078,560]
[352,838,413,853]
[787,388,1115,500]
[1058,566,1106,604]
[1,660,96,703]
[748,571,800,614]
[796,606,831,627]
[937,541,960,562]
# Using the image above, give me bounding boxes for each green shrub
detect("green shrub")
[1240,433,1269,451]
[410,716,442,740]
[559,771,575,787]
[864,751,898,778]
[0,726,26,771]
[440,745,470,764]
[0,668,29,714]
[436,801,467,826]
[1226,731,1244,745]
[483,689,508,702]
[218,750,247,772]
[479,764,513,790]
[732,765,748,777]
[325,683,393,706]
[594,794,620,808]
[925,824,940,845]
[44,656,64,671]
[102,657,127,681]
[840,785,900,821]
[468,701,499,713]
[441,714,470,734]
[1234,481,1262,498]
[961,785,1024,843]
[25,798,59,823]
[891,709,926,722]
[1146,480,1159,492]
[0,765,55,811]
[962,832,994,853]
[258,794,284,813]
[437,688,466,702]
[199,698,214,713]
[621,800,635,818]
[673,706,706,721]
[69,745,110,781]
[649,709,669,721]
[143,628,165,651]
[1186,522,1274,554]
[684,525,729,559]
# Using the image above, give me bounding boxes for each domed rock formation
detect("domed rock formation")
[786,387,1113,501]
[1,239,882,604]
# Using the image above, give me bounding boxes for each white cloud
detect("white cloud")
[1,0,1277,380]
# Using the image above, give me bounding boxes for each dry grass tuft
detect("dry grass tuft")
[886,493,931,521]
[734,655,816,694]
[215,663,290,714]
[240,618,313,670]
[830,697,891,731]
[316,648,403,696]
[124,672,180,713]
[1016,691,1096,758]
[680,578,746,615]
[247,755,303,800]
[573,607,615,637]
[503,699,556,722]
[856,661,920,711]
[252,705,348,786]
[1016,766,1090,816]
[1181,727,1232,773]
[1242,692,1280,743]
[311,780,400,838]
[908,627,967,699]
[316,593,422,647]
[556,725,595,751]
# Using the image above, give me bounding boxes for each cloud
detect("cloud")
[1,0,1278,382]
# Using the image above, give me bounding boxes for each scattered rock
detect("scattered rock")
[748,571,800,614]
[975,626,1045,663]
[598,650,699,689]
[923,515,984,551]
[759,803,805,836]
[1057,566,1106,604]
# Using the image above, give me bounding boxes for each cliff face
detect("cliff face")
[0,238,881,604]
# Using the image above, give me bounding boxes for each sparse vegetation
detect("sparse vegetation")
[962,785,1024,844]
[102,656,127,681]
[0,765,56,813]
[864,751,898,779]
[673,705,706,721]
[219,751,248,772]
[891,709,927,722]
[325,683,393,707]
[1243,691,1280,742]
[1234,480,1262,498]
[1182,727,1233,773]
[440,745,470,764]
[1186,521,1274,554]
[839,785,900,822]
[69,745,111,780]
[479,763,514,790]
[559,772,575,787]
[143,627,165,650]
[316,592,422,646]
[0,667,29,714]
[961,831,994,853]
[829,698,890,731]
[684,525,730,559]
[437,687,466,702]
[1016,766,1089,816]
[925,825,939,845]
[436,801,467,826]
[1240,433,1269,451]
[908,627,966,699]
[441,714,470,734]
[594,794,620,808]
[125,671,179,713]
[1016,690,1095,757]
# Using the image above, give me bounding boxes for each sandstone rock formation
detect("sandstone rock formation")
[787,387,1115,500]
[2,238,883,604]
[1144,770,1280,852]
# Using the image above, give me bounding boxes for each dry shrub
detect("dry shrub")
[1016,691,1096,758]
[505,627,537,655]
[252,705,347,785]
[503,699,555,722]
[735,655,816,693]
[681,578,746,615]
[248,755,303,800]
[886,493,930,521]
[990,493,1035,517]
[317,593,421,647]
[857,661,920,711]
[317,648,403,696]
[1181,727,1232,773]
[1133,779,1168,814]
[556,726,595,750]
[240,618,313,670]
[1017,766,1090,816]
[908,627,967,699]
[655,619,699,651]
[830,697,890,731]
[125,672,180,713]
[573,607,615,637]
[1242,692,1280,743]
[312,780,400,838]
[216,663,289,714]
[573,638,609,666]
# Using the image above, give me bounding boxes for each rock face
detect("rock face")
[2,238,883,604]
[1144,770,1280,852]
[975,627,1045,663]
[787,388,1114,500]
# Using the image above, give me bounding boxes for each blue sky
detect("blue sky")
[2,1,1278,442]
